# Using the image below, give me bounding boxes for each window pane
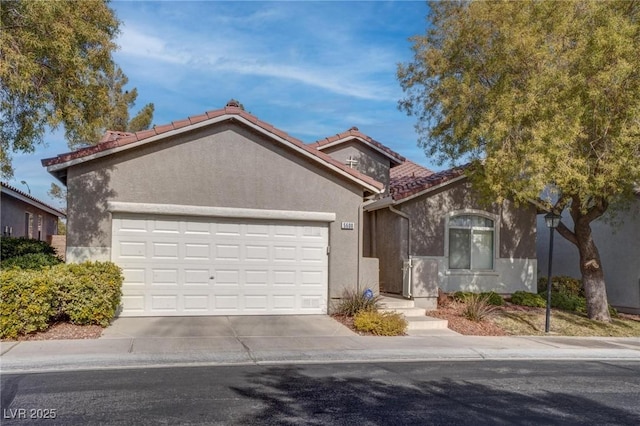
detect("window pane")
[449,215,470,227]
[473,217,493,228]
[449,229,470,269]
[472,230,493,269]
[449,215,493,228]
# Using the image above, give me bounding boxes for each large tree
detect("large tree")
[398,0,640,321]
[0,0,154,176]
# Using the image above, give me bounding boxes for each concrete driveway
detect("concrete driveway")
[100,315,356,339]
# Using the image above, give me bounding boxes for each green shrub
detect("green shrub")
[334,289,380,316]
[353,310,407,336]
[454,291,503,306]
[56,262,124,326]
[462,294,499,322]
[0,268,57,339]
[510,291,546,308]
[0,261,123,338]
[550,291,586,313]
[1,253,62,270]
[1,237,58,260]
[480,291,505,306]
[538,276,584,297]
[453,291,473,303]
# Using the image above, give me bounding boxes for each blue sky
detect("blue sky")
[11,0,433,206]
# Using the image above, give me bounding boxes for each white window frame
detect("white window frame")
[25,212,33,238]
[444,210,499,273]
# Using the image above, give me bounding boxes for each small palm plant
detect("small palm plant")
[334,289,380,316]
[462,293,499,322]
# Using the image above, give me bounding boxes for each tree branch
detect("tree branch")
[555,221,578,246]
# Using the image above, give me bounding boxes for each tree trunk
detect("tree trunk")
[574,217,611,322]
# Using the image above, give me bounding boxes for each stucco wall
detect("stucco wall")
[373,180,537,295]
[0,195,59,240]
[321,141,391,190]
[536,200,640,313]
[65,122,368,299]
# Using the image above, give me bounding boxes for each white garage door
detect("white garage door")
[111,214,329,316]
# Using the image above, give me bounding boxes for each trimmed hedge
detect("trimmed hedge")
[0,269,57,339]
[1,253,62,270]
[1,236,58,260]
[57,262,123,326]
[0,262,123,339]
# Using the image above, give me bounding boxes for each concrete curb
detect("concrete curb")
[2,335,640,374]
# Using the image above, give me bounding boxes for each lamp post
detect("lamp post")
[544,211,561,333]
[20,180,31,194]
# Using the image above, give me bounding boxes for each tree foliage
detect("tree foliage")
[0,0,154,177]
[94,67,155,146]
[399,0,640,321]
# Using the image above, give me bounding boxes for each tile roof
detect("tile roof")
[41,104,384,192]
[310,127,405,164]
[1,182,66,217]
[390,163,469,201]
[99,130,135,143]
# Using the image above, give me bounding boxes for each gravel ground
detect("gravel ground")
[4,301,639,341]
[2,322,104,341]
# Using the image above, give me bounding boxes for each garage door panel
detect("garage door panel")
[245,245,269,261]
[151,295,178,311]
[246,224,270,237]
[184,243,210,259]
[152,242,179,259]
[113,215,328,316]
[183,295,209,311]
[151,219,181,233]
[301,246,324,262]
[274,246,296,261]
[215,244,240,260]
[216,223,241,235]
[122,268,146,284]
[184,269,211,285]
[274,270,296,285]
[301,270,324,285]
[119,241,147,258]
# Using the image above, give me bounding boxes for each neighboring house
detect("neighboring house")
[316,132,538,309]
[0,182,65,242]
[536,194,640,314]
[42,101,537,317]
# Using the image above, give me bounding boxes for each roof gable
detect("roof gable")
[390,164,468,202]
[1,182,66,217]
[310,127,405,165]
[41,105,384,193]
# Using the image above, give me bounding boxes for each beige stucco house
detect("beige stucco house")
[43,101,537,316]
[314,132,538,309]
[1,182,65,241]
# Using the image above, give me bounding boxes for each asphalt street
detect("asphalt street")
[2,360,640,425]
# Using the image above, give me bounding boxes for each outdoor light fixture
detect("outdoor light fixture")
[20,180,31,194]
[544,211,561,333]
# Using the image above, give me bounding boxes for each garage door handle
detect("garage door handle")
[209,276,215,280]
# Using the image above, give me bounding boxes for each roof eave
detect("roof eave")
[393,175,468,204]
[43,114,383,195]
[1,185,66,218]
